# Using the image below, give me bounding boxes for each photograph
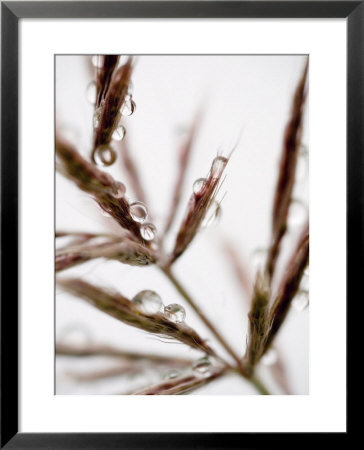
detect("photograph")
[55,54,309,395]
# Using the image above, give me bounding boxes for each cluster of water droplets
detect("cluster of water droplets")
[131,290,186,324]
[128,201,157,242]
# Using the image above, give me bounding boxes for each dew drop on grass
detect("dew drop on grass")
[120,96,136,117]
[193,178,207,195]
[164,369,181,380]
[211,156,228,178]
[201,201,221,228]
[130,202,148,223]
[93,146,117,167]
[111,182,126,199]
[112,123,126,141]
[86,81,97,104]
[292,291,309,312]
[91,55,104,68]
[192,357,212,377]
[132,290,163,314]
[261,348,278,366]
[140,223,157,241]
[287,200,307,229]
[164,303,186,323]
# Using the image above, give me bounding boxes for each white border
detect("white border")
[20,19,346,432]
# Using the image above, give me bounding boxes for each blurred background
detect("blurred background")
[56,55,309,395]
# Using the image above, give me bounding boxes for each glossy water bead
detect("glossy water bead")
[130,202,148,223]
[192,356,212,377]
[111,182,126,199]
[201,201,221,228]
[112,123,126,141]
[86,81,97,104]
[93,146,117,167]
[287,200,307,228]
[292,291,309,312]
[164,303,186,323]
[132,290,163,315]
[91,55,104,68]
[193,178,207,195]
[120,95,136,117]
[211,156,228,178]
[164,369,181,380]
[140,223,157,241]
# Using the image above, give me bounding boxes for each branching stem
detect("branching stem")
[161,266,270,395]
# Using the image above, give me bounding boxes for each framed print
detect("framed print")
[1,1,358,447]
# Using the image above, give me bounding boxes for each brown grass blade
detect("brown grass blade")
[170,154,228,263]
[56,342,194,368]
[93,58,133,155]
[56,238,155,271]
[266,60,308,281]
[95,55,120,108]
[56,137,145,242]
[244,273,271,374]
[58,278,217,357]
[133,365,227,395]
[264,221,309,352]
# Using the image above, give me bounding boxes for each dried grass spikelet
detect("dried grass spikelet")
[93,57,133,159]
[244,272,271,374]
[56,137,145,242]
[170,154,228,263]
[133,365,227,395]
[95,55,120,108]
[264,221,309,353]
[58,278,217,356]
[56,342,194,369]
[266,60,308,281]
[56,236,155,271]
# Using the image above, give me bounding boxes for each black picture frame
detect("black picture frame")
[1,1,357,448]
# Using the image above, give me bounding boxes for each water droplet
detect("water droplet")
[287,200,307,228]
[111,182,126,199]
[132,290,163,314]
[93,106,102,129]
[292,291,309,312]
[112,123,126,141]
[251,248,268,270]
[86,81,97,104]
[93,146,117,167]
[211,156,228,178]
[120,97,136,116]
[140,223,156,241]
[192,356,212,377]
[164,303,186,323]
[130,202,148,223]
[201,201,221,228]
[261,348,277,366]
[118,55,130,66]
[91,55,104,68]
[164,369,180,380]
[296,154,309,183]
[193,178,207,195]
